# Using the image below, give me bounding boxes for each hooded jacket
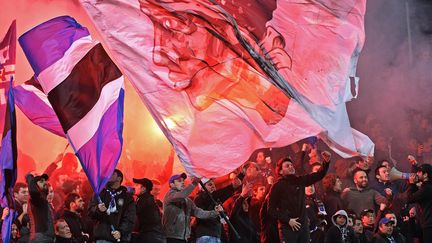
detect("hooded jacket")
[324,210,351,243]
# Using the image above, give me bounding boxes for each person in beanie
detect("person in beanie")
[89,169,136,242]
[406,163,432,243]
[163,173,222,243]
[324,210,351,243]
[267,151,331,243]
[26,173,55,242]
[132,177,165,243]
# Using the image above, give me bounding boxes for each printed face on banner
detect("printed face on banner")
[138,0,292,126]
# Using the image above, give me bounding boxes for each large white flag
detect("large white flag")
[81,0,374,177]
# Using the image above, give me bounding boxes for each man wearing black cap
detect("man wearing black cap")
[26,173,55,242]
[89,169,136,242]
[163,173,222,243]
[407,163,432,242]
[132,177,165,243]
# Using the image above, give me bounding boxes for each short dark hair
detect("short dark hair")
[374,165,387,180]
[13,182,27,194]
[276,157,293,175]
[377,159,392,167]
[114,169,123,184]
[64,193,80,210]
[55,219,67,232]
[353,156,365,164]
[352,168,367,180]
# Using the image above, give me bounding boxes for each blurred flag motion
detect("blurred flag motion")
[18,16,125,194]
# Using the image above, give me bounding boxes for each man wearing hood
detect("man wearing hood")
[324,210,352,243]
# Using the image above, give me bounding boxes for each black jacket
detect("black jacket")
[406,180,432,228]
[259,196,279,243]
[194,184,236,238]
[267,161,330,224]
[135,192,164,235]
[61,210,89,243]
[26,174,55,241]
[229,196,260,243]
[89,186,136,242]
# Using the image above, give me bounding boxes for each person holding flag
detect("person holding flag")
[0,19,18,243]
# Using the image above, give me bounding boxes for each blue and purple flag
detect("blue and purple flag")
[0,20,18,243]
[19,16,124,195]
[14,77,65,138]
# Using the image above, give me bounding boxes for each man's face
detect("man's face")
[151,183,161,198]
[280,161,295,176]
[362,212,375,226]
[242,199,249,212]
[256,152,265,165]
[37,179,48,192]
[14,187,29,204]
[376,167,390,182]
[204,179,217,193]
[333,178,342,192]
[170,178,185,191]
[357,159,370,170]
[335,215,346,226]
[385,213,397,227]
[353,219,363,234]
[107,172,122,187]
[11,223,18,238]
[417,171,428,182]
[134,184,145,196]
[379,223,394,236]
[72,197,85,213]
[56,221,72,238]
[354,171,368,189]
[254,186,266,199]
[246,165,258,178]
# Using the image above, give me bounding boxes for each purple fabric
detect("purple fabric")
[14,85,65,137]
[75,88,124,194]
[1,209,16,243]
[0,81,17,243]
[18,16,89,76]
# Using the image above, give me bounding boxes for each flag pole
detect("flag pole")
[198,181,241,240]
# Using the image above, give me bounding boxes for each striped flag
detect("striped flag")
[14,77,65,137]
[0,20,18,243]
[18,16,124,194]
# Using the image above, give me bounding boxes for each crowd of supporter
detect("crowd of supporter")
[1,110,432,243]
